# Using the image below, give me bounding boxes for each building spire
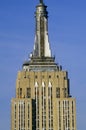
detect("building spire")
[32,1,52,58]
[40,0,43,4]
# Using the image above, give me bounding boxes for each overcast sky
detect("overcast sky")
[0,0,86,130]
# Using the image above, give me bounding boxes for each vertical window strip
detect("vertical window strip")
[24,102,25,128]
[22,103,24,129]
[28,104,29,119]
[72,101,74,128]
[68,101,70,128]
[21,104,22,128]
[19,103,21,130]
[28,104,30,129]
[63,101,66,130]
[63,101,65,130]
[48,84,53,129]
[14,104,16,129]
[64,100,70,130]
[18,101,25,130]
[59,101,61,129]
[51,87,53,128]
[42,84,46,129]
[66,101,68,129]
[17,103,19,129]
[35,85,39,129]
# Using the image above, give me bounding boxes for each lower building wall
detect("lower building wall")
[55,98,76,130]
[11,98,32,130]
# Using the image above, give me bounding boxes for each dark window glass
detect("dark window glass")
[27,88,31,98]
[56,88,60,98]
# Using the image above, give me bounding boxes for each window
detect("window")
[49,75,51,78]
[57,75,59,78]
[35,75,37,78]
[27,88,31,98]
[18,88,22,98]
[72,101,74,114]
[56,88,60,98]
[42,75,44,78]
[48,87,51,96]
[63,88,68,97]
[64,88,67,97]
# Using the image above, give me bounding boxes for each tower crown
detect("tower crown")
[32,0,51,58]
[23,1,58,71]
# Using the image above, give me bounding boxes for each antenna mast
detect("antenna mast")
[40,0,43,4]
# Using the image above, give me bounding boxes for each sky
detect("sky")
[0,0,86,130]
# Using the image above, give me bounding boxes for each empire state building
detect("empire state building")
[11,0,77,130]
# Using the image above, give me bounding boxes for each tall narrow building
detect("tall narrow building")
[11,0,76,130]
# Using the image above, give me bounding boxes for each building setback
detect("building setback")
[11,0,77,130]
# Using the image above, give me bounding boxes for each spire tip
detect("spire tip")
[40,0,43,4]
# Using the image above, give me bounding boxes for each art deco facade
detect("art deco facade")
[11,0,76,130]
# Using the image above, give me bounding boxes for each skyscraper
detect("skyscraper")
[11,0,76,130]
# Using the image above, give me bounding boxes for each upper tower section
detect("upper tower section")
[23,0,59,71]
[33,0,51,58]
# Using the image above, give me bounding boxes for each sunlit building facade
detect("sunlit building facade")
[11,0,76,130]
